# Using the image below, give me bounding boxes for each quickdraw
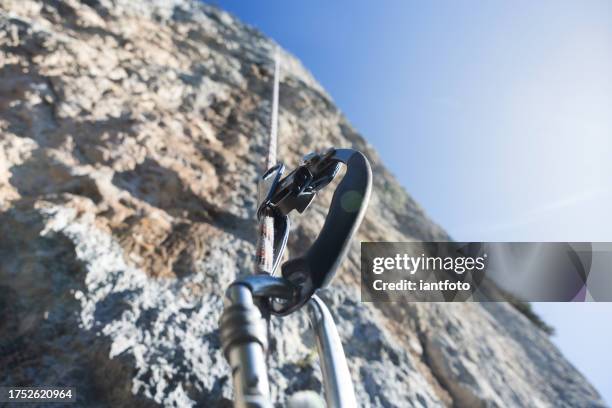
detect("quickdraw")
[218,51,372,408]
[219,148,371,407]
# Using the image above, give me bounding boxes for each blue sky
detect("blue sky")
[214,0,612,402]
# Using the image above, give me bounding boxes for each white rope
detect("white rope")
[267,46,280,169]
[256,46,280,274]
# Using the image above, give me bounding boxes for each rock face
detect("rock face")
[0,1,605,407]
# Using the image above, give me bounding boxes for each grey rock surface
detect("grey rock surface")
[0,0,605,407]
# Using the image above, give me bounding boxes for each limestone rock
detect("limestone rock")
[0,1,605,407]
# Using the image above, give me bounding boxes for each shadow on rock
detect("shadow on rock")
[0,202,155,407]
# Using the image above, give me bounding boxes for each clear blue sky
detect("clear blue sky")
[214,0,612,403]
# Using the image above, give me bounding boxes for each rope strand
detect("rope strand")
[267,47,280,170]
[256,46,280,275]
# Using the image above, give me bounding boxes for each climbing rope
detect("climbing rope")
[255,46,280,275]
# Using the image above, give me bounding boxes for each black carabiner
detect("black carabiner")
[258,148,372,316]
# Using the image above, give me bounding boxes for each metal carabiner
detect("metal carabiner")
[219,275,358,408]
[257,148,372,315]
[222,147,371,407]
[219,275,297,408]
